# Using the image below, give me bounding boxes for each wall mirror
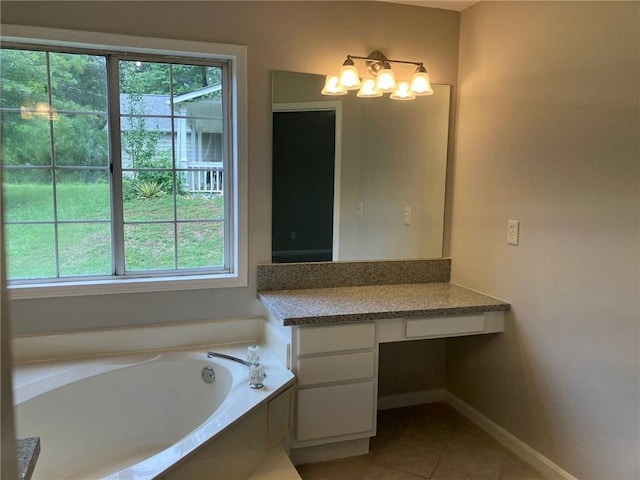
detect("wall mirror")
[272,70,450,263]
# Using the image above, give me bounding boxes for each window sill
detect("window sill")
[8,273,247,300]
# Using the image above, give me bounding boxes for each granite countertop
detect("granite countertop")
[17,437,40,480]
[259,282,510,326]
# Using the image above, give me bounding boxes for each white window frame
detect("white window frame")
[1,24,248,299]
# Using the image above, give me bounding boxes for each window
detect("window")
[0,27,247,298]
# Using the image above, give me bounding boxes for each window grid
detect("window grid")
[1,44,231,282]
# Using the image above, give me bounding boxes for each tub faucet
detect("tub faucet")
[207,351,253,367]
[206,351,265,389]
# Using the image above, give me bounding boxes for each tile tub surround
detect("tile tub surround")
[259,283,510,327]
[256,259,451,292]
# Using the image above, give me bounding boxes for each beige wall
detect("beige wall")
[449,2,639,478]
[0,1,460,335]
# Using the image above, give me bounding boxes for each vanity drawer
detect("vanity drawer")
[296,352,375,386]
[405,314,485,338]
[296,381,376,442]
[296,323,375,356]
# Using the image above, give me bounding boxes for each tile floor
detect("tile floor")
[295,402,548,480]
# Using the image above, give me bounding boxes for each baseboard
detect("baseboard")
[377,388,447,410]
[445,392,578,480]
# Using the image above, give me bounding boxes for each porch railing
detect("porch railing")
[184,162,223,194]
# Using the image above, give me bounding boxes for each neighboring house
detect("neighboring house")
[120,84,224,193]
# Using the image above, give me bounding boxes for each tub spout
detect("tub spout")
[206,351,253,367]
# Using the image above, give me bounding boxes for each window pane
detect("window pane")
[58,223,111,276]
[119,60,171,116]
[54,113,109,167]
[124,223,175,271]
[172,64,222,99]
[120,116,172,168]
[5,223,56,279]
[1,110,53,166]
[0,49,49,109]
[177,221,224,269]
[123,175,175,222]
[1,46,233,283]
[56,169,110,221]
[49,53,107,112]
[2,169,54,222]
[176,192,223,221]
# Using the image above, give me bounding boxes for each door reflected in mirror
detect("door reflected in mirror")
[272,70,450,263]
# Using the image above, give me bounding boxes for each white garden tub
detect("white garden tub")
[13,345,294,480]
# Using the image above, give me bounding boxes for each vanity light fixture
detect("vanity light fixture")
[322,50,433,100]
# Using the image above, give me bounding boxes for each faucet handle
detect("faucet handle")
[247,345,260,364]
[248,363,265,389]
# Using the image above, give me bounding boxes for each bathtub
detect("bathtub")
[13,345,295,480]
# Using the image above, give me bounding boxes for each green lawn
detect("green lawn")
[3,183,225,280]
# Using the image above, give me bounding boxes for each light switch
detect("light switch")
[404,207,411,225]
[507,220,519,245]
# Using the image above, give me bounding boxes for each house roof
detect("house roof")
[120,90,222,133]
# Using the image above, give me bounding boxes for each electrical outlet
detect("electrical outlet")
[404,207,411,225]
[507,220,519,245]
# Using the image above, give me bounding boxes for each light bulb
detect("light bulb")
[321,75,347,95]
[375,63,396,93]
[390,81,415,100]
[410,66,433,96]
[357,78,382,97]
[338,57,362,90]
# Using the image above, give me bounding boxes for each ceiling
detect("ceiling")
[381,0,480,11]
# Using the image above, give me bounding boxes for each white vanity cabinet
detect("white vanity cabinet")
[258,279,511,462]
[292,322,377,447]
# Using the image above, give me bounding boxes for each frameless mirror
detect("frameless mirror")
[272,70,450,263]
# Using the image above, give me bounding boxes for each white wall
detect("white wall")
[449,2,639,478]
[0,1,461,335]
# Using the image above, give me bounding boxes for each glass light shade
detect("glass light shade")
[410,71,433,96]
[321,75,347,95]
[357,78,382,98]
[390,81,415,101]
[375,67,396,93]
[339,64,362,90]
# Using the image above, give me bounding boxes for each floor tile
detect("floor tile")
[395,403,457,449]
[438,438,506,480]
[372,438,442,478]
[295,454,371,480]
[361,463,426,480]
[296,403,549,480]
[449,417,506,453]
[431,465,489,480]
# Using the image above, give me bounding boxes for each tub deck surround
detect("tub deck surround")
[13,343,295,480]
[259,282,510,327]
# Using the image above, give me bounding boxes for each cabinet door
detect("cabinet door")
[296,382,375,442]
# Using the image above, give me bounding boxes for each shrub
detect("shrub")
[135,180,165,200]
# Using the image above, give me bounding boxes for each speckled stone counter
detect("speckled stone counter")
[257,258,451,292]
[259,282,510,326]
[17,437,40,480]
